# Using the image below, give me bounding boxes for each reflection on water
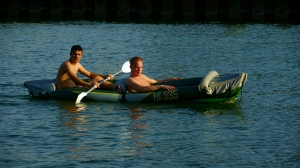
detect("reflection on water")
[176,102,244,116]
[58,103,88,130]
[1,22,299,167]
[124,101,245,154]
[57,102,90,159]
[126,104,151,151]
[129,101,244,116]
[59,103,88,113]
[128,105,145,124]
[56,102,153,159]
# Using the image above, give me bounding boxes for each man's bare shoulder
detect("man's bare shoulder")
[127,74,151,87]
[127,74,146,81]
[62,60,82,68]
[126,76,135,84]
[59,60,70,67]
[126,76,140,85]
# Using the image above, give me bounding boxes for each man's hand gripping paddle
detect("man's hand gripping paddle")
[75,61,131,104]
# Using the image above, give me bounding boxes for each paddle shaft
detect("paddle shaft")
[84,70,122,95]
[76,61,130,104]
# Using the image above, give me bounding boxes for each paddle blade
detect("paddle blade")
[121,61,131,73]
[75,92,87,104]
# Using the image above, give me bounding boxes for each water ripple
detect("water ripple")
[0,22,299,167]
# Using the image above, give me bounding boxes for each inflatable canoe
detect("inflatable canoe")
[24,71,248,104]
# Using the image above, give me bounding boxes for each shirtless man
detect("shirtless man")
[56,45,120,91]
[126,56,181,93]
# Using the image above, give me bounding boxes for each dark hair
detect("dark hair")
[130,56,142,65]
[70,45,83,54]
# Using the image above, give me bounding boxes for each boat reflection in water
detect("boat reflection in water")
[56,102,90,160]
[173,101,244,116]
[57,102,88,131]
[55,101,245,159]
[124,104,151,154]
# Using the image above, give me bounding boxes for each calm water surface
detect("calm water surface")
[0,22,299,167]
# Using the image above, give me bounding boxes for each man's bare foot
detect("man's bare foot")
[113,85,123,93]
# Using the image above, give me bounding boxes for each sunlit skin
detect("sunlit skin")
[126,57,181,93]
[56,46,121,91]
[70,50,82,63]
[131,60,143,76]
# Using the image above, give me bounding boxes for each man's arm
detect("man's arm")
[144,75,157,84]
[78,66,112,80]
[92,73,113,80]
[126,78,175,93]
[144,74,181,83]
[66,63,92,87]
[157,77,182,83]
[126,78,161,93]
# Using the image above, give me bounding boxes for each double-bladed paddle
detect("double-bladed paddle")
[75,61,131,104]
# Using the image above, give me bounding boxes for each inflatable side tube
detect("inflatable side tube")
[199,71,219,94]
[24,79,56,97]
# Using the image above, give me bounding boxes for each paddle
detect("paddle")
[75,61,131,104]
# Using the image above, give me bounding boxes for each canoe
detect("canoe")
[23,71,248,104]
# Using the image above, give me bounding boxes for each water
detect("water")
[0,22,299,167]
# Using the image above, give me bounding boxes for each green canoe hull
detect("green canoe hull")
[24,72,247,104]
[49,77,243,104]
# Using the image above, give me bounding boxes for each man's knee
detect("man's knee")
[93,76,104,82]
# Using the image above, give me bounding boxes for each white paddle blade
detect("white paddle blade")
[75,92,87,104]
[121,61,131,73]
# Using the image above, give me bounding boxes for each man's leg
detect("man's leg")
[92,76,122,92]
